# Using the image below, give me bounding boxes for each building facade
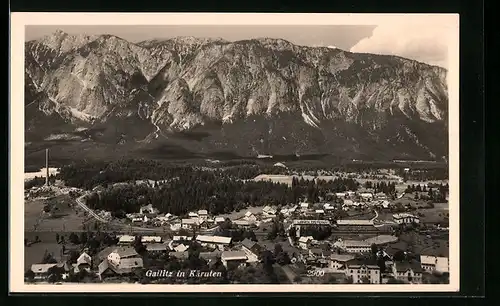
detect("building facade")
[345,261,380,284]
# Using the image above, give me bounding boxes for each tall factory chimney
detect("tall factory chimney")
[45,148,49,186]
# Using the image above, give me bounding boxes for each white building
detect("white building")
[197,210,208,220]
[181,218,201,229]
[214,217,225,224]
[117,235,135,245]
[329,254,355,272]
[345,261,380,284]
[420,255,449,274]
[77,252,92,266]
[139,204,158,215]
[262,206,277,216]
[392,261,423,284]
[174,244,189,253]
[359,193,374,201]
[107,252,121,266]
[196,235,232,250]
[298,236,314,250]
[244,211,258,223]
[221,251,248,269]
[188,212,199,218]
[334,239,372,253]
[393,213,420,224]
[141,236,162,243]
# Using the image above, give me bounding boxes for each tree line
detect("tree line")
[59,159,365,216]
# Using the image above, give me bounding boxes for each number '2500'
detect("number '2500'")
[307,270,325,277]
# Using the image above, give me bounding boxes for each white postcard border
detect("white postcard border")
[10,13,460,293]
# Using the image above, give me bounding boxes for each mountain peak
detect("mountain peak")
[25,32,449,160]
[53,29,68,38]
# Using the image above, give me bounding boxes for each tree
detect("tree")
[69,250,80,264]
[134,236,146,255]
[288,226,297,240]
[41,251,57,264]
[69,232,80,244]
[370,244,378,258]
[25,269,35,282]
[392,251,406,262]
[260,250,275,268]
[56,233,60,243]
[273,243,284,257]
[80,232,88,244]
[361,276,371,284]
[377,256,387,273]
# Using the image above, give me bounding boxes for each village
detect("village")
[25,172,450,285]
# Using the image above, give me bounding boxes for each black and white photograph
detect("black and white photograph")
[10,13,459,292]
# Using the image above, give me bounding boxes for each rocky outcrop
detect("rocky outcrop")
[24,31,449,160]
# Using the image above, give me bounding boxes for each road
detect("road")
[76,195,108,223]
[370,209,398,228]
[75,194,167,232]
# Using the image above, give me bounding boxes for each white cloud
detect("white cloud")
[350,24,451,69]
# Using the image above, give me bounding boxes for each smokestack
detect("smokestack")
[45,148,49,186]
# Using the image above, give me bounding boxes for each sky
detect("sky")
[26,24,450,68]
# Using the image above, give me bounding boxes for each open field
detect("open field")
[388,232,449,257]
[24,243,62,270]
[376,202,448,225]
[25,194,87,232]
[215,206,266,220]
[24,167,59,181]
[418,203,449,223]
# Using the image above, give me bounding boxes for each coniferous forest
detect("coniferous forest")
[57,159,361,216]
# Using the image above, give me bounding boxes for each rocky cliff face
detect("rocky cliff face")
[24,31,449,160]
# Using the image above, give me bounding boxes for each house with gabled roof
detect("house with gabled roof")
[139,204,158,215]
[298,236,314,250]
[146,243,169,254]
[196,235,232,250]
[98,257,144,280]
[181,218,202,229]
[221,251,248,269]
[329,253,356,271]
[420,255,449,274]
[30,263,58,280]
[197,210,209,220]
[73,252,92,273]
[392,260,423,284]
[240,238,263,263]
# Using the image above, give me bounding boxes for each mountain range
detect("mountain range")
[24,30,449,162]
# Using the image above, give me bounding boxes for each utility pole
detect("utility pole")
[45,148,49,186]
